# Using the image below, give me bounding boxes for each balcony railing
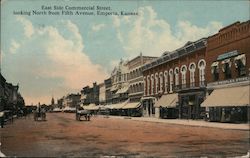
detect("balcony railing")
[174,81,207,91]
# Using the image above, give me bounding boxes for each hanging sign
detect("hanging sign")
[217,50,238,61]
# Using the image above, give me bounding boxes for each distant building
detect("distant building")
[80,82,100,105]
[127,53,157,102]
[110,59,129,104]
[99,82,105,105]
[63,93,81,108]
[57,98,63,109]
[104,78,112,104]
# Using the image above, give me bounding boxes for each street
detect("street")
[0,113,249,157]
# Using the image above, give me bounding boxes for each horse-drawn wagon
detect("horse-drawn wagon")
[75,107,91,121]
[34,106,46,121]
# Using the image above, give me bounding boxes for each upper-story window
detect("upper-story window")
[143,77,147,96]
[189,63,196,87]
[155,73,159,94]
[234,54,246,77]
[169,69,174,93]
[198,59,206,86]
[174,67,179,89]
[147,75,150,96]
[222,59,232,79]
[159,72,163,92]
[181,65,187,88]
[151,74,154,95]
[211,61,219,81]
[164,71,168,93]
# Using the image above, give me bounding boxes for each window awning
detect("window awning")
[116,86,129,94]
[83,104,99,110]
[110,85,118,91]
[201,85,249,107]
[221,59,231,64]
[234,54,246,66]
[122,102,141,109]
[154,93,178,108]
[211,61,219,67]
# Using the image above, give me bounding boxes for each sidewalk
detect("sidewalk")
[102,115,249,131]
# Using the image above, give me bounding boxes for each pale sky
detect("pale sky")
[1,0,249,105]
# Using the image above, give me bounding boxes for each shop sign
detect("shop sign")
[208,76,249,87]
[217,50,238,61]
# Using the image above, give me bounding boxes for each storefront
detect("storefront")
[154,93,178,119]
[121,102,142,117]
[141,97,155,117]
[178,90,206,119]
[201,84,249,122]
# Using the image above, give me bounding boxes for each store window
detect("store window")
[181,65,187,88]
[234,54,246,77]
[211,62,219,81]
[222,59,232,79]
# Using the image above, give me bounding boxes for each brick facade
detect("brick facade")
[206,21,250,83]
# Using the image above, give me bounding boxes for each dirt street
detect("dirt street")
[0,113,249,157]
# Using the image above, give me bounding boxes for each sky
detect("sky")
[0,0,249,105]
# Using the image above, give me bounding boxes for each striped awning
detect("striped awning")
[201,85,249,107]
[154,93,178,108]
[122,102,141,109]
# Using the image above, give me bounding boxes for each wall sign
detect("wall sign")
[217,50,238,61]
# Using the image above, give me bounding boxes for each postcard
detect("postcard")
[0,0,249,157]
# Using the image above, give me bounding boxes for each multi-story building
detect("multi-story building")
[201,20,250,122]
[99,82,105,105]
[80,82,100,105]
[142,38,207,119]
[104,78,112,104]
[63,93,81,108]
[110,59,129,104]
[57,98,63,109]
[0,73,25,113]
[127,53,157,102]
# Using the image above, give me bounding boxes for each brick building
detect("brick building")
[142,38,207,119]
[201,20,250,122]
[127,53,157,102]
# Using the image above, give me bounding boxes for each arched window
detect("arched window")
[198,59,206,86]
[164,71,168,93]
[174,67,179,89]
[222,59,232,79]
[151,74,154,95]
[189,63,196,87]
[234,54,246,77]
[147,75,150,96]
[143,77,146,96]
[155,73,159,94]
[181,65,187,88]
[169,69,174,93]
[159,72,163,92]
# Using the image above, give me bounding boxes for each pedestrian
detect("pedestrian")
[0,111,4,128]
